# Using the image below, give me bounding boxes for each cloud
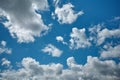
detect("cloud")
[53,3,84,24]
[101,44,120,58]
[0,56,120,80]
[56,36,67,45]
[0,0,49,43]
[0,41,12,54]
[42,44,63,57]
[1,58,11,67]
[53,0,60,7]
[89,24,120,45]
[69,27,91,49]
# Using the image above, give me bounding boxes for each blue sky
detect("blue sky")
[0,0,120,80]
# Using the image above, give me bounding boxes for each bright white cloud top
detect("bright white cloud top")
[42,44,63,57]
[69,27,91,49]
[54,3,84,24]
[56,36,67,45]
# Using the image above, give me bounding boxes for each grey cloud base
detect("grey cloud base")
[0,0,49,43]
[0,56,120,80]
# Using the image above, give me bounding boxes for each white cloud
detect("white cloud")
[0,41,12,54]
[0,56,120,80]
[56,36,67,45]
[54,3,84,24]
[1,58,11,67]
[97,28,120,45]
[101,44,120,58]
[0,0,49,43]
[89,24,120,45]
[69,27,91,49]
[42,44,63,57]
[53,0,60,7]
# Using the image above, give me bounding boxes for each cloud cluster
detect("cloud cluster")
[42,44,63,57]
[0,0,49,43]
[69,27,91,49]
[53,3,84,24]
[0,41,12,54]
[0,56,120,80]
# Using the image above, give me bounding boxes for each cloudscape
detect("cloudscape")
[0,0,120,80]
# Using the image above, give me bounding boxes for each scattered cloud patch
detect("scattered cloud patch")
[69,27,91,49]
[42,44,63,57]
[1,58,11,67]
[0,0,49,43]
[0,56,120,80]
[0,41,12,54]
[56,36,67,45]
[54,3,84,24]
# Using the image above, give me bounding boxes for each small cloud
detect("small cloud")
[0,40,12,54]
[56,36,67,45]
[1,58,11,67]
[42,44,63,57]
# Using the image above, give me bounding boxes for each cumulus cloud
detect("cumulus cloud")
[0,0,49,43]
[0,56,120,80]
[0,41,12,54]
[56,36,67,45]
[69,27,91,49]
[42,44,63,57]
[53,3,84,24]
[89,24,120,45]
[101,44,120,58]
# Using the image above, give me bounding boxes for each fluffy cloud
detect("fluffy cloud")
[56,36,67,45]
[0,41,12,54]
[42,44,63,57]
[89,24,120,45]
[0,0,49,43]
[69,27,91,49]
[101,44,120,58]
[54,3,84,24]
[0,56,120,80]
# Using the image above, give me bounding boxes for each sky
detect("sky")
[0,0,120,80]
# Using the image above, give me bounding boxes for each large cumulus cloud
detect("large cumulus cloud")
[0,0,49,43]
[0,56,120,80]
